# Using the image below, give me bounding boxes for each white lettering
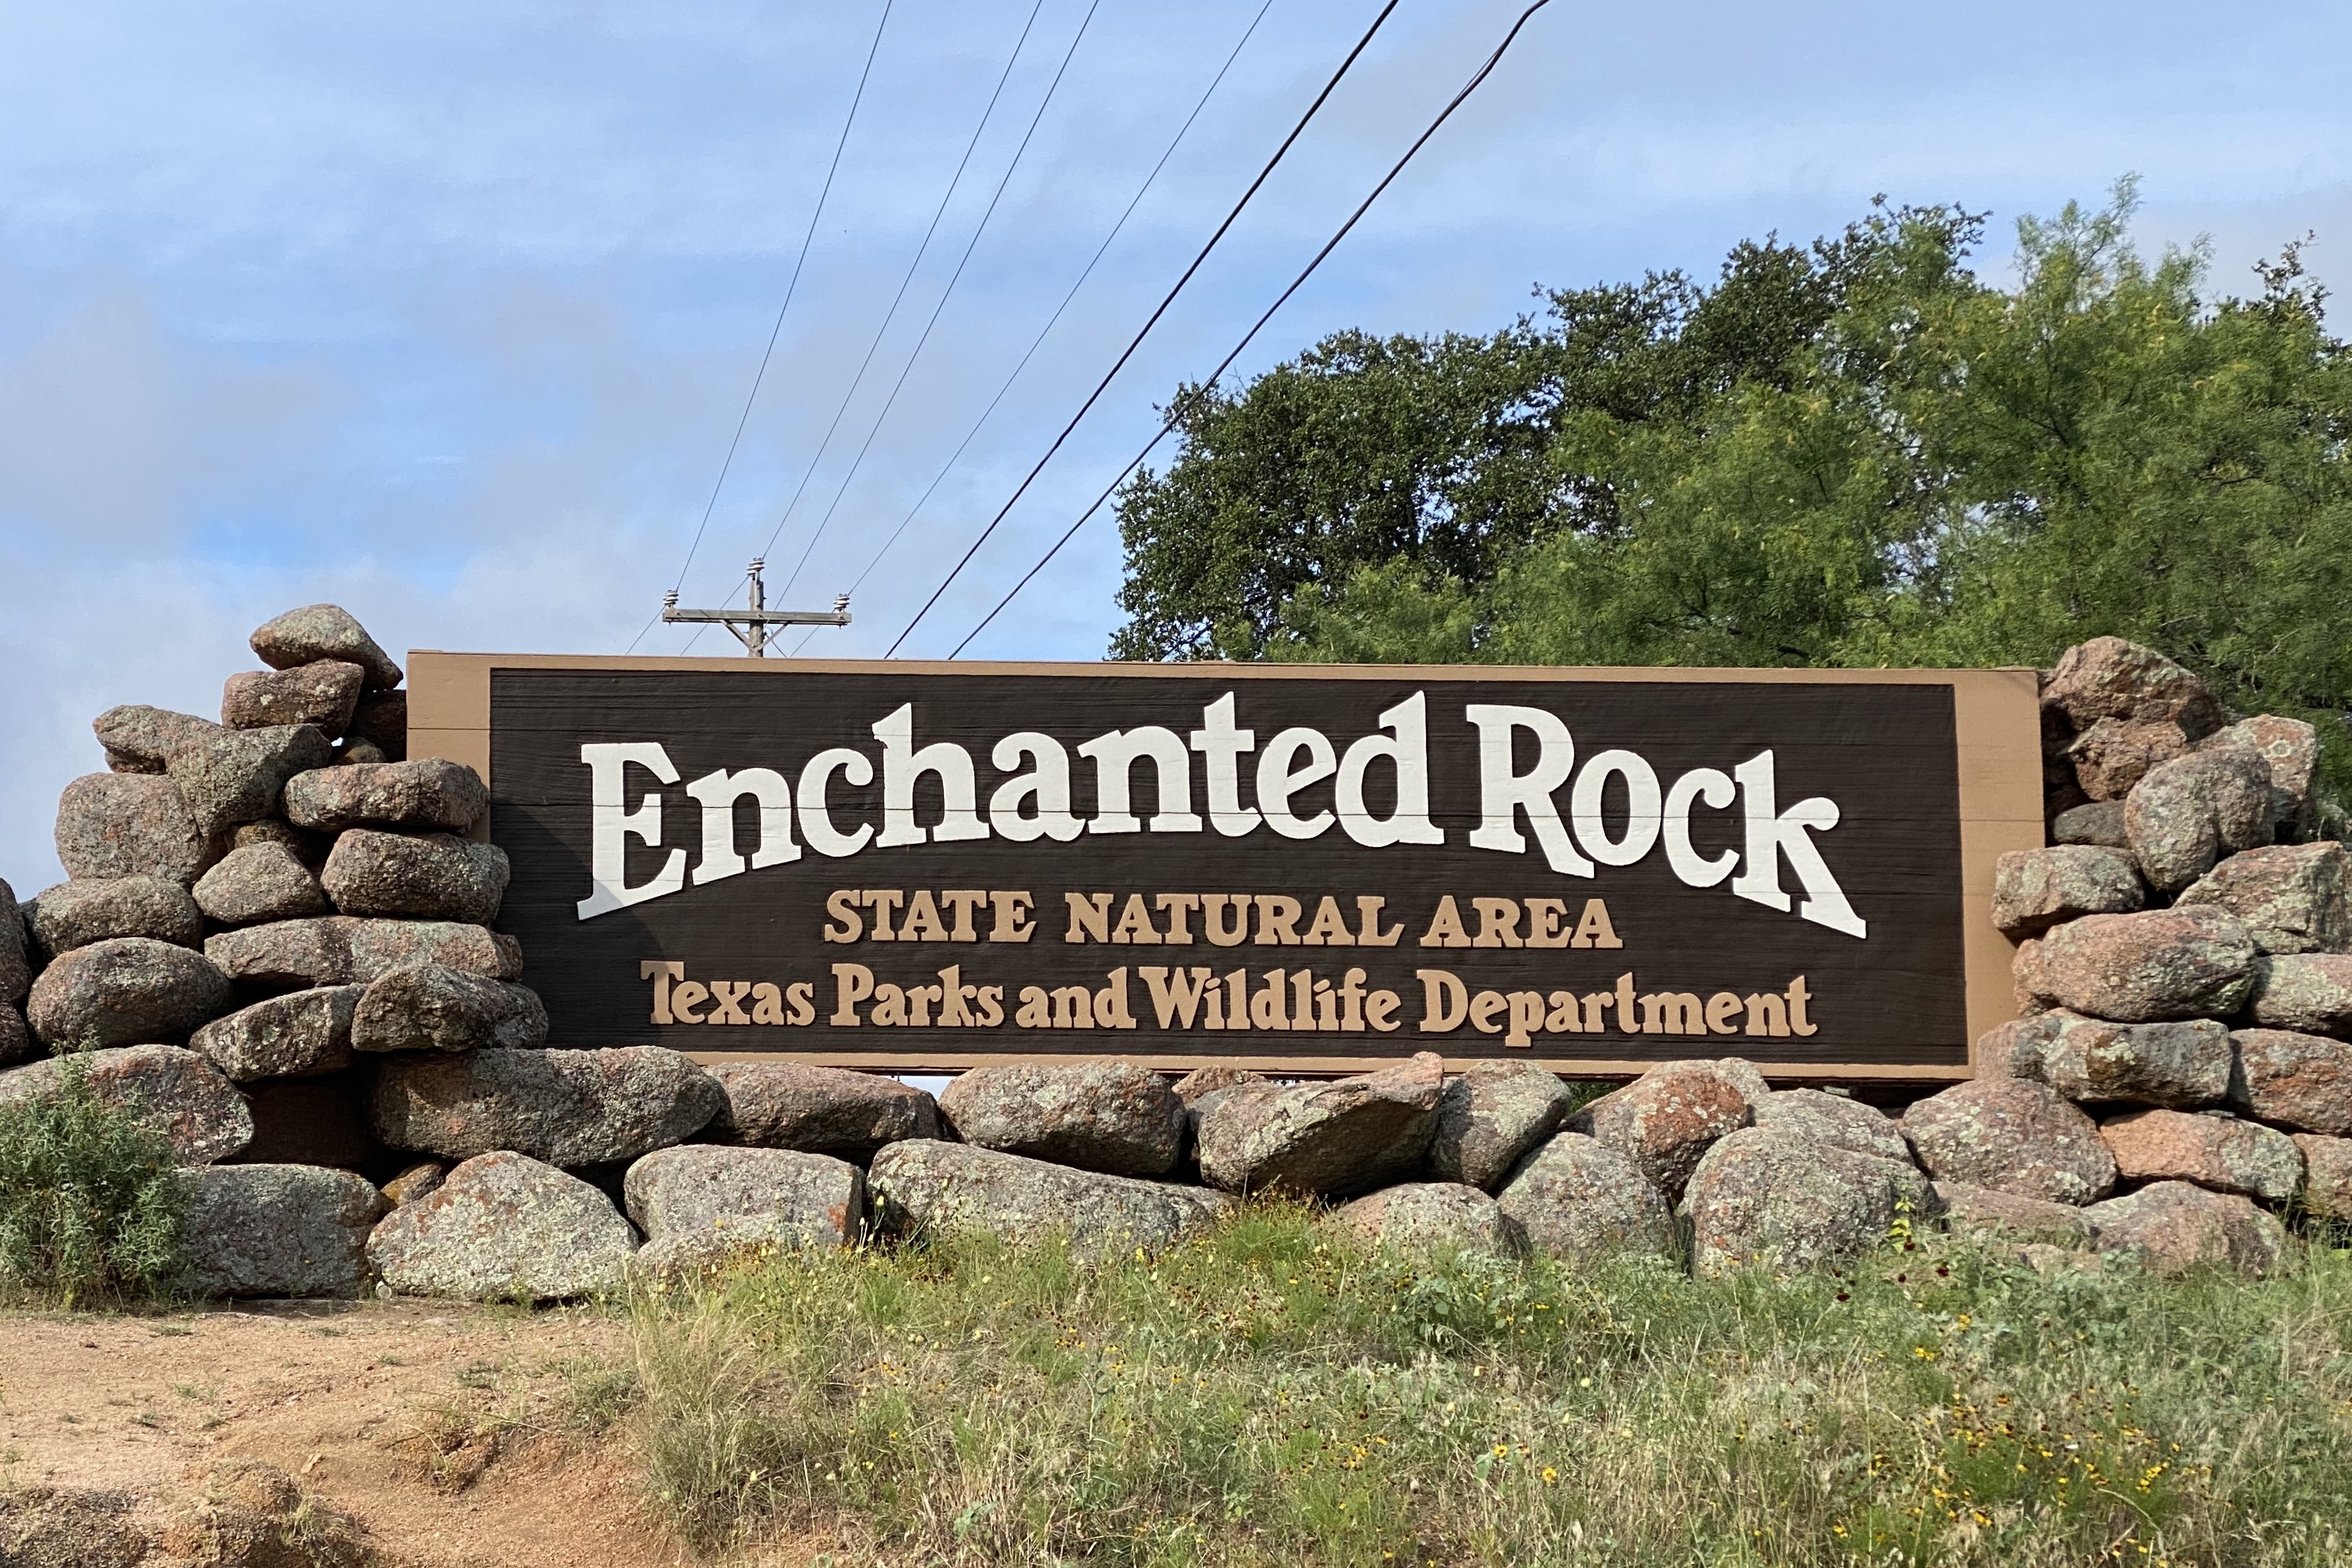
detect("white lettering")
[1189,693,1259,837]
[684,767,798,884]
[1464,705,1592,876]
[567,702,1868,938]
[1662,767,1738,887]
[873,703,988,848]
[1257,727,1338,839]
[989,732,1084,843]
[1076,726,1201,835]
[1337,692,1444,848]
[798,747,874,859]
[1729,750,1866,938]
[576,742,685,919]
[1569,748,1662,867]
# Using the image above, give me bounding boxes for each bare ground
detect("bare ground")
[0,1298,800,1567]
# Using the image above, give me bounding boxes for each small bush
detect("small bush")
[0,1054,185,1307]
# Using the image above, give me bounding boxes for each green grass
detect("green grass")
[623,1209,2352,1567]
[0,1053,184,1307]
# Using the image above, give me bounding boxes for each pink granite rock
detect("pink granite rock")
[249,604,402,691]
[2291,1134,2352,1221]
[2084,1181,2286,1276]
[2042,637,2226,736]
[1901,1078,2117,1205]
[1336,1181,1517,1255]
[1427,1060,1576,1191]
[2005,1010,2232,1109]
[220,661,365,734]
[2124,750,2275,892]
[1685,1126,1932,1276]
[1933,1181,2100,1246]
[25,936,232,1050]
[2247,954,2352,1038]
[2097,1108,2302,1204]
[1495,1132,1674,1259]
[0,1044,252,1163]
[53,773,216,887]
[2066,717,2193,801]
[1990,845,2144,938]
[1565,1059,1768,1201]
[2050,801,2128,848]
[704,1061,940,1159]
[1976,1017,2042,1079]
[1193,1052,1446,1198]
[1750,1088,1910,1163]
[941,1059,1186,1178]
[2228,1027,2352,1136]
[2199,714,2321,838]
[2015,906,2257,1022]
[2175,843,2352,955]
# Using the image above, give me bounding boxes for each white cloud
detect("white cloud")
[1,0,2349,890]
[0,272,343,549]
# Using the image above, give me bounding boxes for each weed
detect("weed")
[392,1348,639,1492]
[623,1203,2352,1566]
[555,1356,639,1436]
[393,1398,515,1495]
[0,1054,184,1307]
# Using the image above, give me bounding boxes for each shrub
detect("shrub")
[0,1054,186,1307]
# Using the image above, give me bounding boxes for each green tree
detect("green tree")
[1900,202,2352,721]
[1110,204,1980,662]
[1110,184,2352,775]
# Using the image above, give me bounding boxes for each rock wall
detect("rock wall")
[1962,635,2350,1270]
[1,621,2342,1300]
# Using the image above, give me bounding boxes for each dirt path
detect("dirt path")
[0,1299,769,1567]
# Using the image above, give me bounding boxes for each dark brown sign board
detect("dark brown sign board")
[409,655,2041,1083]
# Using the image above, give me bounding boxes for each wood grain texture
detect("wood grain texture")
[409,653,2041,1081]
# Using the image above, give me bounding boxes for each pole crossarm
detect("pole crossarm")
[660,607,852,626]
[661,562,850,656]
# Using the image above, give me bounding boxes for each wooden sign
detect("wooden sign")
[409,655,2042,1082]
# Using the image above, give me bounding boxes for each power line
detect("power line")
[883,0,1407,658]
[676,0,1047,653]
[790,0,1278,655]
[948,428,1171,659]
[774,0,1106,605]
[625,0,893,655]
[945,0,1558,659]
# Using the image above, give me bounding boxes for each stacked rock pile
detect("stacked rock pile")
[0,604,574,1296]
[1929,634,2352,1274]
[1,622,2343,1302]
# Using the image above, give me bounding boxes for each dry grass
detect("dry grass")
[390,1346,641,1494]
[620,1205,2352,1566]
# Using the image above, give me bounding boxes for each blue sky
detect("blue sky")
[1,0,2347,890]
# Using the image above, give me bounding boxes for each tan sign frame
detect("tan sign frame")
[410,652,2040,1084]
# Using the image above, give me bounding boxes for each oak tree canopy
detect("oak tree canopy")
[1111,183,2352,779]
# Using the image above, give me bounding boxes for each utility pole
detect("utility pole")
[661,558,850,656]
